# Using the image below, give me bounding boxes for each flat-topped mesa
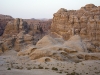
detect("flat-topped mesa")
[51,4,100,47]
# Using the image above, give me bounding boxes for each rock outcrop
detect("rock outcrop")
[3,18,28,38]
[17,34,100,62]
[24,19,52,35]
[15,31,34,52]
[0,18,34,52]
[0,14,13,36]
[0,18,52,52]
[36,35,58,48]
[63,35,87,52]
[0,36,15,53]
[51,4,100,48]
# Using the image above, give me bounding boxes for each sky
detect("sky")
[0,0,100,19]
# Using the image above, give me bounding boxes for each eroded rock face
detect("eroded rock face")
[36,35,58,48]
[51,4,100,47]
[15,31,34,52]
[0,14,13,36]
[24,19,52,35]
[63,35,87,52]
[3,18,28,38]
[17,34,100,62]
[0,37,15,53]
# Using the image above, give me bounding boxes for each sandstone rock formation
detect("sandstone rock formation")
[3,18,28,38]
[1,4,100,63]
[51,4,100,48]
[36,35,58,48]
[17,34,100,62]
[0,14,13,19]
[15,31,34,52]
[0,17,52,52]
[63,35,87,52]
[24,19,52,35]
[0,14,13,36]
[0,36,15,54]
[16,4,100,62]
[0,18,34,52]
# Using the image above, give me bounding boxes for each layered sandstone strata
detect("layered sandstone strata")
[51,4,100,47]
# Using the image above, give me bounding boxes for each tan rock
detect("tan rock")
[3,18,28,38]
[2,37,15,51]
[51,3,100,48]
[17,46,36,56]
[63,35,87,52]
[36,35,58,48]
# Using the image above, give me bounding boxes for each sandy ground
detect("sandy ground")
[0,50,100,75]
[0,67,65,75]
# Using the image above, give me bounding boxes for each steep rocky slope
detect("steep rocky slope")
[0,18,51,53]
[24,19,52,35]
[0,14,13,35]
[51,4,100,48]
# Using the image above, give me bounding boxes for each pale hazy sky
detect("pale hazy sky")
[0,0,100,19]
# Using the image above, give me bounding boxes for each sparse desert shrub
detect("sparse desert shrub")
[19,66,23,69]
[65,71,68,73]
[15,66,23,69]
[67,69,69,70]
[94,67,97,70]
[66,72,79,75]
[15,66,20,69]
[7,68,11,70]
[86,73,88,74]
[33,67,36,69]
[58,71,62,73]
[27,67,32,70]
[38,66,43,69]
[27,64,30,66]
[3,58,6,59]
[52,67,58,71]
[45,67,49,69]
[81,63,84,65]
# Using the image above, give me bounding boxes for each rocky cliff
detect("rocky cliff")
[51,4,100,47]
[3,18,28,38]
[0,14,13,36]
[24,19,52,35]
[0,18,51,53]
